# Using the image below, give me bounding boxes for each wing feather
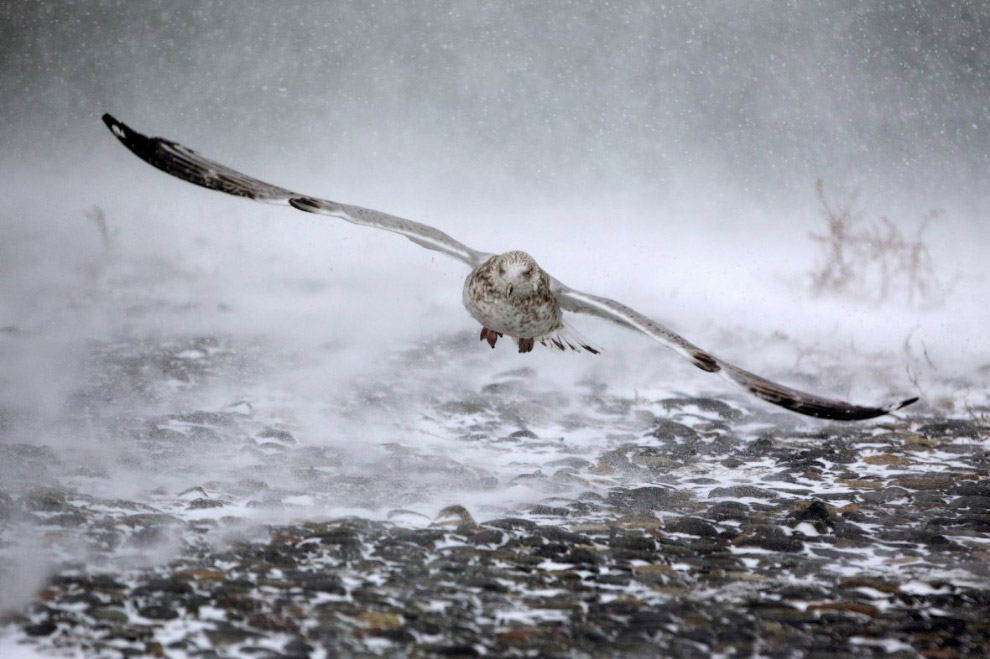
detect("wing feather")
[552,282,918,421]
[102,113,489,267]
[103,113,919,421]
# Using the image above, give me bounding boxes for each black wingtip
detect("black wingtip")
[102,112,120,132]
[102,112,135,144]
[891,396,920,412]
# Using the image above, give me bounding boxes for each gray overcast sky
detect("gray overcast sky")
[2,1,988,209]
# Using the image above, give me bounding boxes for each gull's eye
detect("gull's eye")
[523,267,533,277]
[498,265,506,276]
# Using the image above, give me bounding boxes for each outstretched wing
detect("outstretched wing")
[101,114,490,267]
[552,281,918,421]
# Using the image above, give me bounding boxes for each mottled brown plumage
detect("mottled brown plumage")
[101,113,918,421]
[463,251,581,353]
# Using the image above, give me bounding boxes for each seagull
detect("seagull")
[101,114,918,421]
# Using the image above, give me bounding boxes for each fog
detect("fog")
[1,0,989,619]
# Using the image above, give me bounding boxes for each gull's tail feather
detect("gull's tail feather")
[538,324,601,355]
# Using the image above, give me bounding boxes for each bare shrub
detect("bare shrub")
[809,179,860,294]
[809,179,949,307]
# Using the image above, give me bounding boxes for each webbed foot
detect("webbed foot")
[480,327,503,348]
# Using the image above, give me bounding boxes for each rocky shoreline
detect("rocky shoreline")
[2,336,988,657]
[3,416,989,657]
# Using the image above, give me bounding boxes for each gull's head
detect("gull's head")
[492,250,541,298]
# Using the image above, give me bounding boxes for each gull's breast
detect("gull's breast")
[462,271,561,338]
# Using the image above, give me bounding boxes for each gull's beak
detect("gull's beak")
[505,283,513,297]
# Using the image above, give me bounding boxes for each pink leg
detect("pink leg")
[480,327,503,348]
[517,338,535,353]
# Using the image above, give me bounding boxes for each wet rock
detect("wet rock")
[862,453,916,466]
[52,574,128,592]
[950,481,990,498]
[609,532,656,552]
[949,495,990,511]
[859,486,912,504]
[434,505,475,528]
[562,547,601,566]
[206,621,266,645]
[667,517,719,537]
[246,611,300,633]
[537,526,590,545]
[659,397,742,420]
[917,419,982,438]
[707,501,751,521]
[742,436,774,456]
[545,457,592,469]
[89,607,130,624]
[709,485,778,500]
[594,572,632,587]
[777,584,828,601]
[187,497,224,509]
[138,605,179,620]
[282,637,315,657]
[806,601,879,617]
[837,576,900,594]
[21,487,69,512]
[47,510,89,527]
[461,575,509,593]
[484,517,537,531]
[911,492,949,510]
[607,487,692,512]
[298,574,346,595]
[734,525,804,553]
[893,474,960,491]
[257,427,296,443]
[529,504,570,517]
[132,578,193,597]
[647,419,700,441]
[780,439,858,468]
[790,499,833,523]
[467,529,503,545]
[432,644,481,657]
[878,528,961,550]
[630,450,678,469]
[23,621,57,636]
[566,499,601,516]
[737,534,804,552]
[391,528,447,547]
